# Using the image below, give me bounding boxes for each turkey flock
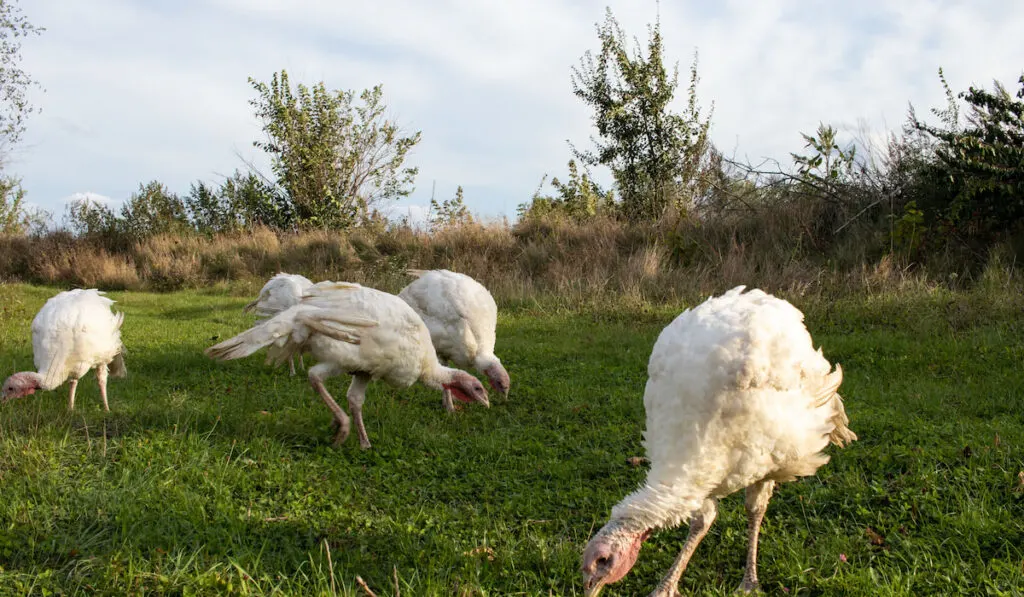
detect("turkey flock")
[2,272,855,595]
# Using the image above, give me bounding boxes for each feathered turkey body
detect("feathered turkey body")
[207,282,489,449]
[2,289,127,411]
[398,269,510,411]
[582,286,856,597]
[244,273,314,375]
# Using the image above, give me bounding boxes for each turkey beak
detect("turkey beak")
[583,576,605,597]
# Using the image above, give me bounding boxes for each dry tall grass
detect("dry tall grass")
[0,214,1016,306]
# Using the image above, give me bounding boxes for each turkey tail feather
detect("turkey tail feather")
[815,364,857,447]
[296,312,376,345]
[205,316,293,362]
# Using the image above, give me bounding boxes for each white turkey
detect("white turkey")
[398,269,509,411]
[581,286,856,596]
[206,282,489,449]
[244,272,314,375]
[2,289,127,411]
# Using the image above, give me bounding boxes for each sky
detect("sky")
[9,0,1024,226]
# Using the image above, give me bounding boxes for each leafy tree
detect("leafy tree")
[430,185,472,229]
[120,180,190,240]
[517,160,614,221]
[790,123,857,200]
[65,196,118,239]
[0,0,42,160]
[0,0,43,235]
[570,8,714,221]
[184,171,294,234]
[249,70,421,229]
[0,175,32,233]
[184,181,232,234]
[912,71,1024,248]
[222,170,294,230]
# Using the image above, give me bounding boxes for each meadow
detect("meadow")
[0,282,1022,596]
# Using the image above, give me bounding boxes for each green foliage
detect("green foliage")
[429,185,472,229]
[119,181,190,240]
[0,285,1023,594]
[912,70,1024,249]
[185,171,293,233]
[517,160,614,221]
[184,181,233,234]
[249,70,421,229]
[891,200,926,256]
[0,175,28,233]
[791,123,858,198]
[570,9,715,221]
[64,196,118,239]
[220,170,294,230]
[0,0,42,155]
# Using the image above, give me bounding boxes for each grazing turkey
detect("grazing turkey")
[581,286,856,596]
[206,282,489,449]
[398,269,509,411]
[244,272,314,375]
[2,289,127,411]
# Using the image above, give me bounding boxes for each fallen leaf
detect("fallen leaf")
[994,434,1001,447]
[962,445,972,459]
[865,526,885,547]
[259,410,271,415]
[463,546,496,561]
[626,456,649,467]
[839,553,848,563]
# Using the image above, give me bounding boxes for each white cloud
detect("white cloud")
[12,0,1024,222]
[63,191,115,206]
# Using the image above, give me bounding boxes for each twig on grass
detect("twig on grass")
[355,575,378,597]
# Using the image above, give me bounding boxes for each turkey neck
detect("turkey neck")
[609,479,710,532]
[420,364,462,390]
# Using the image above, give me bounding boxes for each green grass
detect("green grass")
[0,283,1022,595]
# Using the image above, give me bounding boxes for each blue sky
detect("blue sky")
[10,0,1024,226]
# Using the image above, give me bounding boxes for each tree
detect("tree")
[249,70,421,229]
[570,8,715,221]
[0,0,42,159]
[0,0,43,234]
[912,71,1024,249]
[430,185,472,229]
[0,175,27,232]
[220,170,294,230]
[120,180,190,239]
[517,160,614,221]
[790,123,858,200]
[65,196,118,240]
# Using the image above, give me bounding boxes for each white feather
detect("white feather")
[611,286,856,529]
[244,273,314,318]
[210,282,449,389]
[398,269,504,375]
[30,289,126,390]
